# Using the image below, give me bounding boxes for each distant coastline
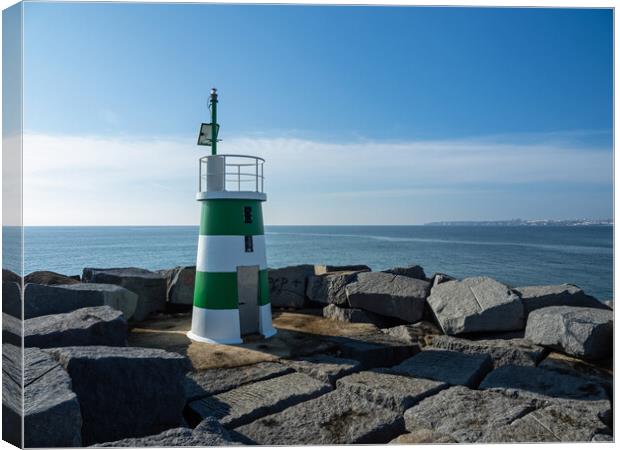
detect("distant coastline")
[424,219,613,227]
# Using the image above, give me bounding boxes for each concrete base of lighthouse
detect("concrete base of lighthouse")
[187,304,276,344]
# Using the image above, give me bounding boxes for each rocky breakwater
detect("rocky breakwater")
[4,261,614,446]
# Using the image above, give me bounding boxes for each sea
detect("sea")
[7,225,614,301]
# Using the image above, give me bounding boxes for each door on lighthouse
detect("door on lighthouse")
[237,265,260,336]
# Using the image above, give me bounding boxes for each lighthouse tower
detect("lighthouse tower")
[187,88,276,344]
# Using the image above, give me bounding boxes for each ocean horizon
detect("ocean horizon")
[4,224,612,301]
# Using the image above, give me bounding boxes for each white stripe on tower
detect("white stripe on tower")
[196,235,267,272]
[187,307,242,344]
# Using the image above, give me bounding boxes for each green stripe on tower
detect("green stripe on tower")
[199,199,264,236]
[194,269,270,309]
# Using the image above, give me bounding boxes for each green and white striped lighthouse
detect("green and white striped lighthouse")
[187,88,276,344]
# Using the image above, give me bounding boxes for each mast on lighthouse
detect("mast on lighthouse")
[188,88,276,344]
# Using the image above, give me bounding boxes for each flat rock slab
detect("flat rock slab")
[346,272,430,323]
[24,347,82,447]
[82,267,167,321]
[24,282,138,320]
[268,265,315,309]
[187,372,332,428]
[336,370,448,411]
[94,417,242,447]
[47,345,191,445]
[25,306,127,348]
[330,332,420,369]
[479,364,608,402]
[391,349,493,388]
[2,281,21,318]
[427,277,524,335]
[282,354,361,385]
[515,284,607,316]
[3,344,23,447]
[306,270,362,306]
[525,306,613,360]
[428,335,546,368]
[380,321,442,346]
[234,389,404,445]
[404,385,610,443]
[185,362,294,401]
[390,430,456,444]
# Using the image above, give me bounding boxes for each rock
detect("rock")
[2,312,21,346]
[479,364,608,402]
[380,321,442,347]
[2,281,21,318]
[314,264,371,275]
[391,349,493,388]
[47,345,190,445]
[82,267,167,321]
[346,272,430,323]
[24,306,128,348]
[428,335,546,368]
[515,284,608,316]
[337,370,448,411]
[25,270,81,285]
[323,304,376,324]
[24,283,138,320]
[403,385,609,443]
[524,306,613,360]
[158,266,195,305]
[282,354,361,385]
[382,264,426,280]
[330,332,420,369]
[538,352,613,398]
[306,270,361,306]
[430,272,456,287]
[233,389,404,445]
[390,430,456,444]
[94,417,242,446]
[268,265,314,309]
[184,362,294,401]
[23,347,82,447]
[2,268,21,283]
[2,344,22,447]
[187,372,331,428]
[426,277,524,335]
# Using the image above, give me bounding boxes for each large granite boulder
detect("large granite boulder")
[282,354,361,385]
[430,272,456,288]
[525,306,613,360]
[2,268,21,283]
[233,389,404,445]
[314,264,371,275]
[346,272,430,323]
[25,270,80,285]
[390,349,493,388]
[185,362,293,401]
[158,266,195,305]
[515,284,607,315]
[187,372,331,428]
[3,312,21,346]
[306,270,362,306]
[382,264,426,280]
[479,364,608,402]
[380,321,442,347]
[330,332,420,369]
[47,346,191,445]
[538,352,613,399]
[268,265,314,308]
[94,417,242,447]
[23,347,82,447]
[82,268,166,321]
[3,344,22,447]
[428,335,547,368]
[427,277,524,334]
[24,283,138,320]
[2,281,21,318]
[322,304,376,324]
[25,306,128,348]
[337,370,448,412]
[403,385,610,443]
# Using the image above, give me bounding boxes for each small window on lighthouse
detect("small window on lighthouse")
[244,206,253,224]
[245,235,254,252]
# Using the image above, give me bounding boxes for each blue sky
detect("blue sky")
[19,3,613,225]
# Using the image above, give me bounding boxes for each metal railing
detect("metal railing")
[199,154,265,193]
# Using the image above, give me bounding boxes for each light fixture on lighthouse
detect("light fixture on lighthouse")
[197,123,220,146]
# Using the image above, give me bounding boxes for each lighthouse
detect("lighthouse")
[187,88,276,344]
